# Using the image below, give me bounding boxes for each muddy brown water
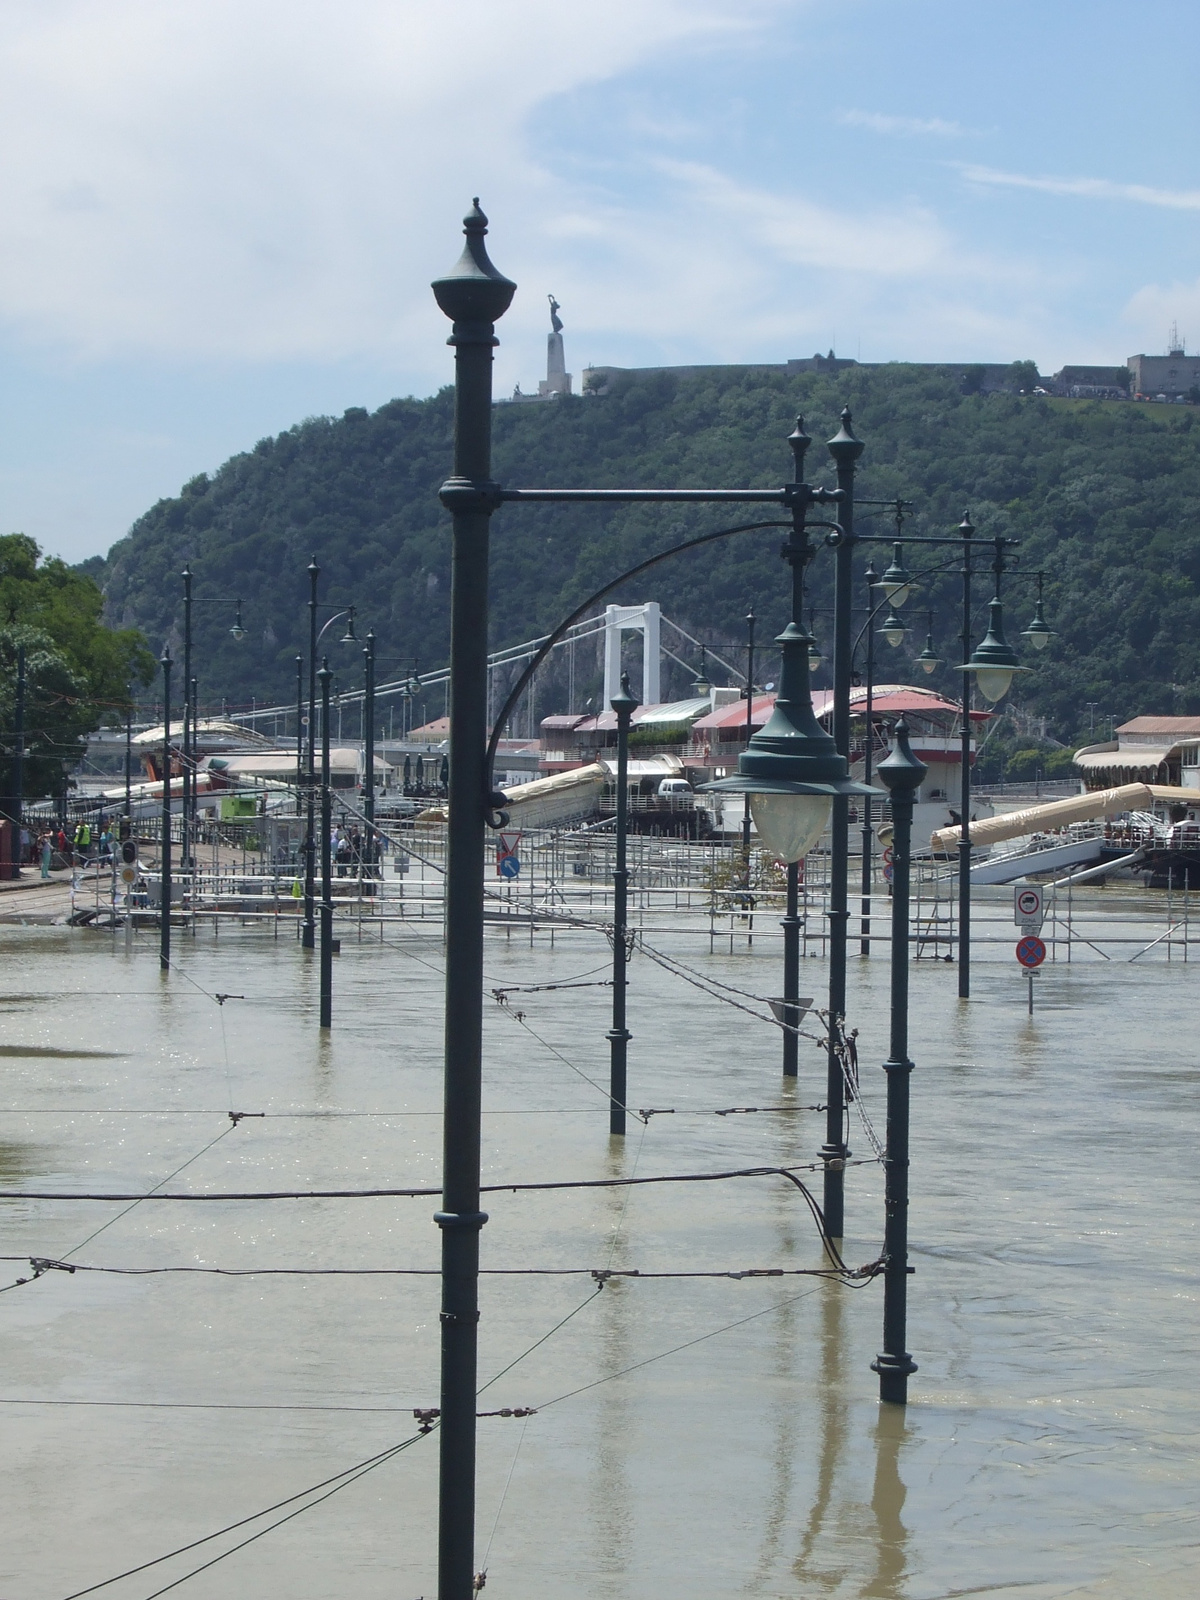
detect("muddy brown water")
[0,903,1196,1599]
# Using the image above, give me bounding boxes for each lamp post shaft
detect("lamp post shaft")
[824,411,864,1238]
[159,653,172,971]
[778,418,813,1087]
[364,633,376,830]
[873,721,923,1405]
[860,566,877,955]
[432,200,515,1600]
[319,660,333,1029]
[742,611,755,871]
[781,862,800,1075]
[958,519,973,998]
[182,567,192,874]
[124,695,133,824]
[11,645,25,875]
[303,562,319,948]
[608,676,636,1133]
[295,655,304,817]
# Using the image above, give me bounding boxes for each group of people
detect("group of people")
[331,824,377,877]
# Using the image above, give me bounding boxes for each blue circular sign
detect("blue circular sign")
[499,854,521,879]
[1015,935,1046,969]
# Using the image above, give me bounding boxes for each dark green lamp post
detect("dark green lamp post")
[318,658,333,1030]
[702,622,879,1088]
[871,717,925,1406]
[607,671,638,1136]
[431,198,516,1600]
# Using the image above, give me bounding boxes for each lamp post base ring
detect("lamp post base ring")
[433,1211,490,1230]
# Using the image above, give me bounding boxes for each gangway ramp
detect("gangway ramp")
[970,836,1103,885]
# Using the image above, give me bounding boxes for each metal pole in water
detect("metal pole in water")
[872,716,924,1405]
[957,516,974,998]
[159,651,172,972]
[608,672,637,1135]
[431,198,515,1600]
[319,659,333,1030]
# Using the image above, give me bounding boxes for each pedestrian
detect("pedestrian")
[72,818,92,865]
[40,831,52,879]
[335,829,351,879]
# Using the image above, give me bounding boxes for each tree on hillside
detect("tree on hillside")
[0,534,154,801]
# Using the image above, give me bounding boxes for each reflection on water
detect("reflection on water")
[863,1406,907,1600]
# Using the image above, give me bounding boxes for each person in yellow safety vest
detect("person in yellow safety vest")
[72,819,92,864]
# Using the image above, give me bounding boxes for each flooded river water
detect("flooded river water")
[0,898,1196,1598]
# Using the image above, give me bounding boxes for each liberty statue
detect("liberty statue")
[539,294,571,396]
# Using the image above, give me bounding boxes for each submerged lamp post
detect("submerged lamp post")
[702,619,879,1091]
[318,659,333,1030]
[159,650,172,972]
[608,672,638,1136]
[431,199,517,1600]
[871,718,926,1405]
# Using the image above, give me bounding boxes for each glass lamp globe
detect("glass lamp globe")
[881,610,907,648]
[229,620,245,641]
[1022,609,1051,650]
[974,666,1014,704]
[749,791,832,863]
[917,640,940,674]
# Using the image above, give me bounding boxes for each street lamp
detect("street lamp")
[879,608,907,648]
[701,622,879,1079]
[876,543,914,608]
[871,717,925,1406]
[962,594,1027,704]
[608,671,637,1136]
[159,650,172,973]
[1021,572,1053,651]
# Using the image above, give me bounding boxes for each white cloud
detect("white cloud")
[958,163,1200,211]
[0,0,770,362]
[839,109,965,138]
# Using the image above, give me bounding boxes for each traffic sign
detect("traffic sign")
[499,854,521,880]
[498,831,523,856]
[1014,885,1044,934]
[882,862,894,883]
[1015,935,1046,969]
[882,846,894,865]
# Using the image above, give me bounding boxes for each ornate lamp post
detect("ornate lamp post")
[871,718,926,1405]
[159,650,172,972]
[608,672,637,1136]
[318,659,333,1029]
[701,619,878,1094]
[431,199,516,1600]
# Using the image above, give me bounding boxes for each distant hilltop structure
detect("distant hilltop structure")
[510,295,572,403]
[504,319,1199,406]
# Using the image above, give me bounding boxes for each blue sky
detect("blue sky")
[1,0,1197,564]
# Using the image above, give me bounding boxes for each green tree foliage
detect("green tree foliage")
[95,368,1200,748]
[1,534,153,797]
[1006,360,1040,391]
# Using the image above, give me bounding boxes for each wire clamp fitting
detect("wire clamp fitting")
[413,1408,440,1434]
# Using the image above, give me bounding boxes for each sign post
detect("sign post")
[496,829,522,880]
[1014,884,1044,935]
[1015,930,1046,1014]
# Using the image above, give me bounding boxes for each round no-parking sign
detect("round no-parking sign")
[1015,935,1046,969]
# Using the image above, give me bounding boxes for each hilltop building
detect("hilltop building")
[1127,333,1200,400]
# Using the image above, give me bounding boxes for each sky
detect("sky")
[1,0,1198,565]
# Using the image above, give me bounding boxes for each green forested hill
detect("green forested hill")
[97,364,1200,746]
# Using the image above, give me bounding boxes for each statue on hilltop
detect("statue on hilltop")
[548,295,563,334]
